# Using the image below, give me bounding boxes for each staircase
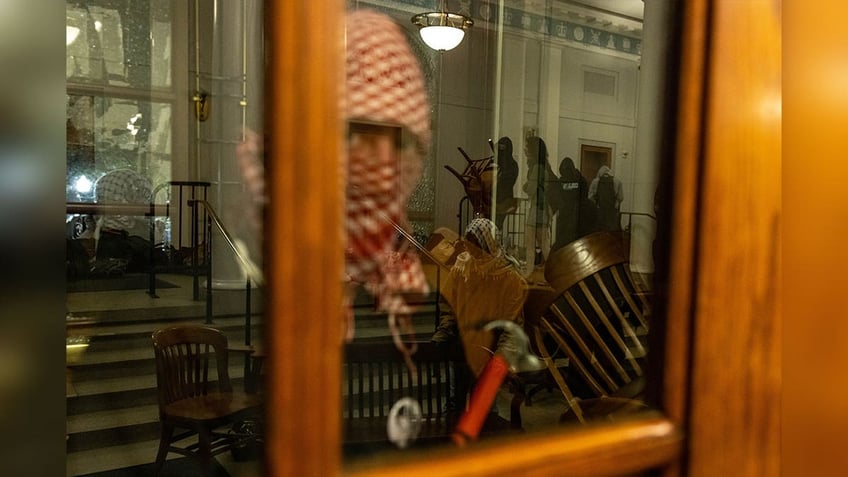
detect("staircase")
[65,273,440,476]
[65,273,265,476]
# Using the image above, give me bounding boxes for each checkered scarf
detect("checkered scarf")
[236,11,432,363]
[94,169,152,234]
[344,10,431,153]
[464,218,501,255]
[344,10,431,321]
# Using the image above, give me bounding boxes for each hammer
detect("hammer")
[452,320,545,446]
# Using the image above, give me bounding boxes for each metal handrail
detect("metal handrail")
[66,202,168,216]
[187,199,263,286]
[187,199,262,348]
[620,211,656,221]
[620,211,657,233]
[67,195,259,361]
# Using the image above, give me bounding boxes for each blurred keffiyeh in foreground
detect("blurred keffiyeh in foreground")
[343,10,432,370]
[236,10,432,370]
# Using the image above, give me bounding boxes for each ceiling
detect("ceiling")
[566,0,644,20]
[371,1,645,34]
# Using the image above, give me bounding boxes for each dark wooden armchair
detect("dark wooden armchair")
[152,325,262,476]
[530,231,651,423]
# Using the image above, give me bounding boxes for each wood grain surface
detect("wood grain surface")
[262,0,780,475]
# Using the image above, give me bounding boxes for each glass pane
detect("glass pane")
[66,0,172,89]
[341,0,671,465]
[66,1,267,475]
[66,94,172,202]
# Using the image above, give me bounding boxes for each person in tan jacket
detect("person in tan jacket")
[432,218,528,413]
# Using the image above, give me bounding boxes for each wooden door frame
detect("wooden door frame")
[579,143,614,183]
[262,0,780,475]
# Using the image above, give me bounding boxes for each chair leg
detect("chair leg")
[198,427,213,476]
[154,422,174,477]
[510,391,525,430]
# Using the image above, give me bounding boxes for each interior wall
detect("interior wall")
[431,21,646,246]
[433,24,499,231]
[190,0,265,284]
[342,1,656,270]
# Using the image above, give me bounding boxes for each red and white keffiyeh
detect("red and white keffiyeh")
[237,10,432,362]
[344,10,431,153]
[344,10,430,312]
[342,11,432,369]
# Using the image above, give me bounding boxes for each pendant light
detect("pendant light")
[411,1,473,52]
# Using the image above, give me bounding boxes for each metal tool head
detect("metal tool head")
[482,320,546,373]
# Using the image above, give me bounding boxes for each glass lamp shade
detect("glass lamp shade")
[411,12,473,52]
[419,26,466,51]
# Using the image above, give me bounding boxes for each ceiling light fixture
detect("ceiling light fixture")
[411,1,473,52]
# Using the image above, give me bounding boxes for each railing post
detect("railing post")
[205,212,213,325]
[457,196,470,233]
[191,198,200,301]
[244,278,254,392]
[434,267,441,329]
[147,198,158,298]
[245,278,252,346]
[184,198,259,343]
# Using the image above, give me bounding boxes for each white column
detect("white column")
[498,35,527,195]
[629,0,671,274]
[537,44,562,163]
[200,0,263,289]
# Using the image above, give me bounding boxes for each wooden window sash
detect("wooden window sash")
[262,0,779,475]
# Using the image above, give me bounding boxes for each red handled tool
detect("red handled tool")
[451,353,510,446]
[451,320,545,446]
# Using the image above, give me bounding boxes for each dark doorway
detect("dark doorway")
[580,144,613,182]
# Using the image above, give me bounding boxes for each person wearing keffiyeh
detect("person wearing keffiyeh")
[236,10,431,368]
[434,218,527,377]
[341,10,433,368]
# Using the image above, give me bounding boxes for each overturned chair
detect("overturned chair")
[528,231,652,423]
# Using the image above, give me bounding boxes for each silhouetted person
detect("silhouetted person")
[552,157,587,250]
[588,164,624,232]
[494,136,519,231]
[523,136,556,273]
[431,218,526,413]
[93,169,153,274]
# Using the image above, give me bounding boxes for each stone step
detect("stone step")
[68,321,263,362]
[63,285,441,471]
[67,438,165,477]
[66,299,263,327]
[67,373,252,453]
[67,311,259,333]
[68,382,159,416]
[67,406,161,453]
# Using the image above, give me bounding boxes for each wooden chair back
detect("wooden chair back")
[534,231,651,422]
[342,340,516,450]
[151,325,261,475]
[343,341,463,423]
[152,325,233,412]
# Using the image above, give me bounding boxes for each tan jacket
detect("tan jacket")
[442,246,528,376]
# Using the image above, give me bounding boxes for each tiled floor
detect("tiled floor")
[67,438,264,477]
[67,391,572,476]
[67,273,198,313]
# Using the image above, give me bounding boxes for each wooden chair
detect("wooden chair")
[152,325,262,476]
[531,231,651,423]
